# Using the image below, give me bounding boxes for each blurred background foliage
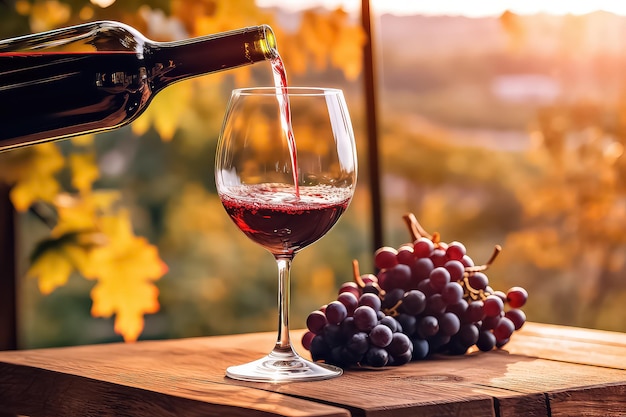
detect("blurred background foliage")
[1,0,626,348]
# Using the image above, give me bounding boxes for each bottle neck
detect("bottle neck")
[146,25,278,90]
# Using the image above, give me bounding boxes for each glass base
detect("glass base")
[226,349,343,382]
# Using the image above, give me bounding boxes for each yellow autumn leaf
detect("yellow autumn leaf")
[69,153,100,193]
[7,143,64,211]
[26,241,89,295]
[91,274,160,342]
[51,191,120,238]
[83,211,167,342]
[10,174,59,211]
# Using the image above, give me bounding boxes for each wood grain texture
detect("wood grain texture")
[0,323,625,417]
[505,322,626,370]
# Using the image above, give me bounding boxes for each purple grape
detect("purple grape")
[334,346,362,366]
[325,301,348,325]
[505,308,526,330]
[444,260,465,282]
[353,305,378,332]
[381,288,404,310]
[383,263,412,291]
[465,300,485,323]
[429,267,450,292]
[417,279,435,297]
[309,335,330,361]
[323,324,343,347]
[457,323,479,347]
[424,293,447,316]
[446,299,468,317]
[461,255,475,267]
[482,314,501,330]
[302,331,315,350]
[483,295,504,317]
[306,310,328,334]
[365,346,389,367]
[370,324,393,348]
[418,315,439,338]
[379,315,400,332]
[359,292,382,311]
[410,257,434,283]
[396,313,417,337]
[439,312,461,336]
[337,292,358,316]
[494,317,515,342]
[386,332,412,356]
[468,272,489,290]
[390,348,413,366]
[346,332,369,355]
[340,316,358,339]
[476,330,496,352]
[401,290,426,315]
[441,281,464,305]
[411,337,429,360]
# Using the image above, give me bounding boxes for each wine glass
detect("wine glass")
[215,87,358,382]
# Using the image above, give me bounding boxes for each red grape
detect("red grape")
[506,286,528,308]
[374,246,398,269]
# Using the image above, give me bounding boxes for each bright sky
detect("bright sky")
[256,0,626,17]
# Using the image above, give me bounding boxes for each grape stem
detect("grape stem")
[464,245,502,273]
[383,300,402,317]
[352,259,385,296]
[403,213,432,241]
[461,245,502,300]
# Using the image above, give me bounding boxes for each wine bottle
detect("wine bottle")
[0,21,278,151]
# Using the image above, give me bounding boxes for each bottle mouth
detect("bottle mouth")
[260,24,279,59]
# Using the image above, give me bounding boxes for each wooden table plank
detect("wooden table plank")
[0,323,625,417]
[0,335,350,417]
[505,322,626,370]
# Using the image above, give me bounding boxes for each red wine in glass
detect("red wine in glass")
[220,184,351,255]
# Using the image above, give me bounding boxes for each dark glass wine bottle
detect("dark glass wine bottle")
[0,21,278,151]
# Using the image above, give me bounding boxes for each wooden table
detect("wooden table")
[1,322,625,417]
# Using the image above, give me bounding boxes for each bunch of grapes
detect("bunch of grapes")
[302,214,528,368]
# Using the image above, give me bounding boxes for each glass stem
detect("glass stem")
[274,256,295,353]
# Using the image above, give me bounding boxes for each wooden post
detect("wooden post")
[361,0,384,251]
[0,183,17,351]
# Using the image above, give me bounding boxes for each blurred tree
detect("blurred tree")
[504,100,626,331]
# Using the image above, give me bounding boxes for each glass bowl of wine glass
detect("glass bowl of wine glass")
[215,87,358,382]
